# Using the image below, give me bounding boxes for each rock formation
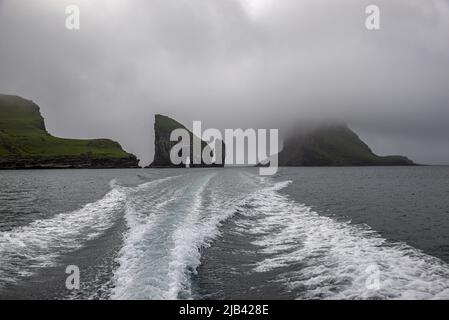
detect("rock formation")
[277,122,414,166]
[148,114,225,168]
[0,94,140,169]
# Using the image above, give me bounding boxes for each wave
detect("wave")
[110,171,262,299]
[0,179,127,286]
[234,180,449,299]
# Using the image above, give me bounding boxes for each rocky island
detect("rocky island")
[0,94,140,169]
[278,122,415,166]
[148,114,225,168]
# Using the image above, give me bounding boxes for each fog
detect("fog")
[1,0,448,164]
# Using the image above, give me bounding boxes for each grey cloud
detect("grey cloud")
[0,0,448,164]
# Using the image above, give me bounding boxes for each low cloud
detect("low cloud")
[1,0,448,164]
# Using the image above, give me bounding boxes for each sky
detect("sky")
[0,0,448,165]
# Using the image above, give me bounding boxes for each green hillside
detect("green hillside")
[278,123,415,166]
[0,94,139,168]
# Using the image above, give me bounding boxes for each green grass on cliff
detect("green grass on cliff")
[154,114,189,133]
[0,94,131,159]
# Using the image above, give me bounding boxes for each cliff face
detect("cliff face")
[148,114,225,168]
[278,123,414,166]
[150,115,187,167]
[0,94,140,169]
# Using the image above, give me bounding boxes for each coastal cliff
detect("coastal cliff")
[148,114,225,168]
[0,94,140,169]
[278,123,414,166]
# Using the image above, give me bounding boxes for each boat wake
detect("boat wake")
[111,171,262,299]
[234,180,449,299]
[0,179,126,286]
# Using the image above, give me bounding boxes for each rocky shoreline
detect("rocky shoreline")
[0,155,140,170]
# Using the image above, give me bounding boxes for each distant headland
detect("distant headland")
[277,123,415,166]
[0,94,139,169]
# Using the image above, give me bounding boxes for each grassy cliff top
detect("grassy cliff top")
[0,94,133,159]
[154,114,189,133]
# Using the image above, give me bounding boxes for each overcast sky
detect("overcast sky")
[1,0,449,165]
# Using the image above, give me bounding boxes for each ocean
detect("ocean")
[1,167,449,299]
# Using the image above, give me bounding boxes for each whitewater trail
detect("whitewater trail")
[0,175,182,288]
[110,171,262,299]
[234,180,449,299]
[0,179,127,286]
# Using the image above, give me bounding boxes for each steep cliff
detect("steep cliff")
[278,123,415,166]
[148,114,225,168]
[0,94,140,169]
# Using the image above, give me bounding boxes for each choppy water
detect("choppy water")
[1,167,449,299]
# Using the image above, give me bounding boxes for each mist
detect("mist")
[1,0,448,165]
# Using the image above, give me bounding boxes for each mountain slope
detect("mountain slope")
[0,94,139,169]
[278,123,414,166]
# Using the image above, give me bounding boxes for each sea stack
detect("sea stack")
[148,114,225,168]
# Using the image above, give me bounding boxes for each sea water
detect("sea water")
[1,167,449,299]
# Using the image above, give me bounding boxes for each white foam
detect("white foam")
[111,173,209,299]
[110,171,261,300]
[0,180,127,286]
[237,180,449,299]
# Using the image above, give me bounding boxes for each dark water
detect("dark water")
[1,167,449,299]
